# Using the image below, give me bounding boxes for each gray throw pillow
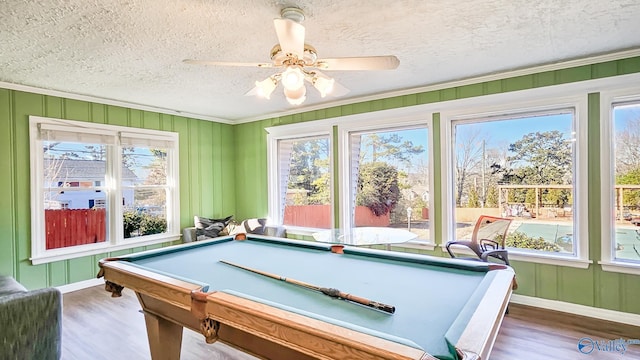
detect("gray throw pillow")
[240,218,267,235]
[194,215,233,239]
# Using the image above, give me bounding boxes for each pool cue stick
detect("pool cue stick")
[220,260,395,314]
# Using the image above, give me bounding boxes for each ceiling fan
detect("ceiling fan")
[183,7,400,105]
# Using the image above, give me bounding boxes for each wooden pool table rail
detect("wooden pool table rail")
[454,269,514,360]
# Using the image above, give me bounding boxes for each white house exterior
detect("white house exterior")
[44,159,138,210]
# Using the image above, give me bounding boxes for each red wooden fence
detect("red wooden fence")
[45,209,106,249]
[283,205,390,228]
[354,206,391,226]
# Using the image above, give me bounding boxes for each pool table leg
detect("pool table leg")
[143,310,183,360]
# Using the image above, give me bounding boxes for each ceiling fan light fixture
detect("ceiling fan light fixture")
[312,75,335,98]
[255,76,278,99]
[184,6,399,107]
[284,85,306,105]
[281,66,305,91]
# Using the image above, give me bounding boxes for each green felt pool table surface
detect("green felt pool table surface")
[100,235,514,360]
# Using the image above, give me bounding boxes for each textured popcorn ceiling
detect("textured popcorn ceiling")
[1,0,639,122]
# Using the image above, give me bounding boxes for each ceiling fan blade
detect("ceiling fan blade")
[327,79,350,97]
[273,18,305,58]
[244,87,258,96]
[315,55,400,71]
[183,59,273,68]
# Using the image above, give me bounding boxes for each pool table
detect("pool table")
[98,235,515,360]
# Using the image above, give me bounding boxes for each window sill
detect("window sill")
[441,244,592,269]
[598,261,640,276]
[507,252,592,268]
[30,233,181,265]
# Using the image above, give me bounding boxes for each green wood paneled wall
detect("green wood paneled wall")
[0,90,235,289]
[233,57,640,315]
[2,56,640,315]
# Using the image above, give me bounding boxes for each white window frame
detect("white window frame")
[441,91,591,268]
[29,116,180,264]
[337,107,434,245]
[266,121,334,234]
[600,86,640,275]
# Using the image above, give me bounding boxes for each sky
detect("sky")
[359,127,429,172]
[456,112,574,149]
[360,112,575,170]
[614,103,640,129]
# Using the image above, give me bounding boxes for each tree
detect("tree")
[467,187,480,207]
[485,185,498,207]
[525,189,536,205]
[308,158,331,204]
[501,130,572,185]
[356,162,400,216]
[617,168,640,209]
[43,141,83,160]
[616,116,640,174]
[122,147,141,170]
[615,114,640,210]
[288,139,330,204]
[143,150,167,184]
[360,133,424,164]
[356,132,425,218]
[454,128,484,206]
[543,188,571,207]
[43,157,65,204]
[85,145,107,160]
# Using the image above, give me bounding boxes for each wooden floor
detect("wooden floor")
[62,285,640,360]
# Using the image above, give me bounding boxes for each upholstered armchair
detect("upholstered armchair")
[0,276,62,360]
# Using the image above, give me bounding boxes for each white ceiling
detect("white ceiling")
[1,0,639,123]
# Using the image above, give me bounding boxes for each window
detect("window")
[29,116,180,264]
[443,95,589,267]
[347,127,430,241]
[120,134,174,239]
[601,89,640,274]
[279,136,332,228]
[267,123,332,229]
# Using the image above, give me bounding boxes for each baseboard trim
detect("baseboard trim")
[56,278,104,294]
[510,294,640,327]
